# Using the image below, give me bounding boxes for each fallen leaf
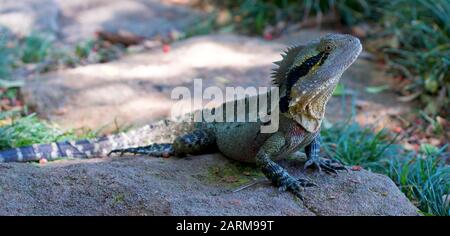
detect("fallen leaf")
[54,107,67,116]
[263,32,273,41]
[162,152,170,158]
[393,126,402,134]
[397,92,422,102]
[96,30,144,46]
[229,199,241,205]
[351,166,363,171]
[162,44,171,53]
[365,85,389,94]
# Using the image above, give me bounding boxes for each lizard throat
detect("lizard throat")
[288,73,340,133]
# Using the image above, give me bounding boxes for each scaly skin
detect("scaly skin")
[0,34,362,200]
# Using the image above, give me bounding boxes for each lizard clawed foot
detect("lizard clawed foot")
[278,177,316,201]
[304,156,347,174]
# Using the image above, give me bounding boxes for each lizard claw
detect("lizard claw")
[304,156,346,174]
[278,177,316,201]
[297,177,317,187]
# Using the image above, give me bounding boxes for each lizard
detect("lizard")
[0,33,362,199]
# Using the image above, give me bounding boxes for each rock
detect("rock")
[0,154,419,215]
[56,0,204,43]
[0,0,59,36]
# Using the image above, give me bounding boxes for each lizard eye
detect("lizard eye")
[324,44,333,52]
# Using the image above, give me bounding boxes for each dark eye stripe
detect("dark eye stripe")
[279,52,326,113]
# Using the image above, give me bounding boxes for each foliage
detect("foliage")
[196,0,449,114]
[379,0,450,114]
[0,33,125,80]
[386,146,449,216]
[196,0,378,34]
[322,121,449,216]
[321,121,400,171]
[0,33,15,79]
[20,34,53,63]
[0,113,98,150]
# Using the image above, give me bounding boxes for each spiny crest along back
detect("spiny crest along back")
[271,45,304,86]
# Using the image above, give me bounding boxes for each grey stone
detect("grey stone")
[0,154,419,215]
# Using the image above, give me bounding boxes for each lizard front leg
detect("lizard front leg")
[304,135,346,173]
[256,132,315,200]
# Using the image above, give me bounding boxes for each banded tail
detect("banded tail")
[0,119,195,163]
[0,137,115,162]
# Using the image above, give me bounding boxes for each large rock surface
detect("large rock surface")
[0,154,419,215]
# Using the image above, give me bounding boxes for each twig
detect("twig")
[232,178,267,193]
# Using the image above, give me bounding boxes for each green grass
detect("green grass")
[0,32,125,78]
[387,146,449,216]
[20,34,53,63]
[321,121,400,171]
[321,121,449,216]
[0,113,98,150]
[0,32,15,79]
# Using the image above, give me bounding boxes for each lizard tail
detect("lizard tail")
[0,118,196,163]
[0,137,111,162]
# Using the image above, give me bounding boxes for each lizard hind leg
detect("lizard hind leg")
[108,129,217,158]
[172,129,217,156]
[108,143,174,157]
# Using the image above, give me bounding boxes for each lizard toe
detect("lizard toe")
[304,157,346,174]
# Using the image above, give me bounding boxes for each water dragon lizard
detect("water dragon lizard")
[0,33,362,199]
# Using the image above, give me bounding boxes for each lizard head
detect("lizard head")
[272,33,362,132]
